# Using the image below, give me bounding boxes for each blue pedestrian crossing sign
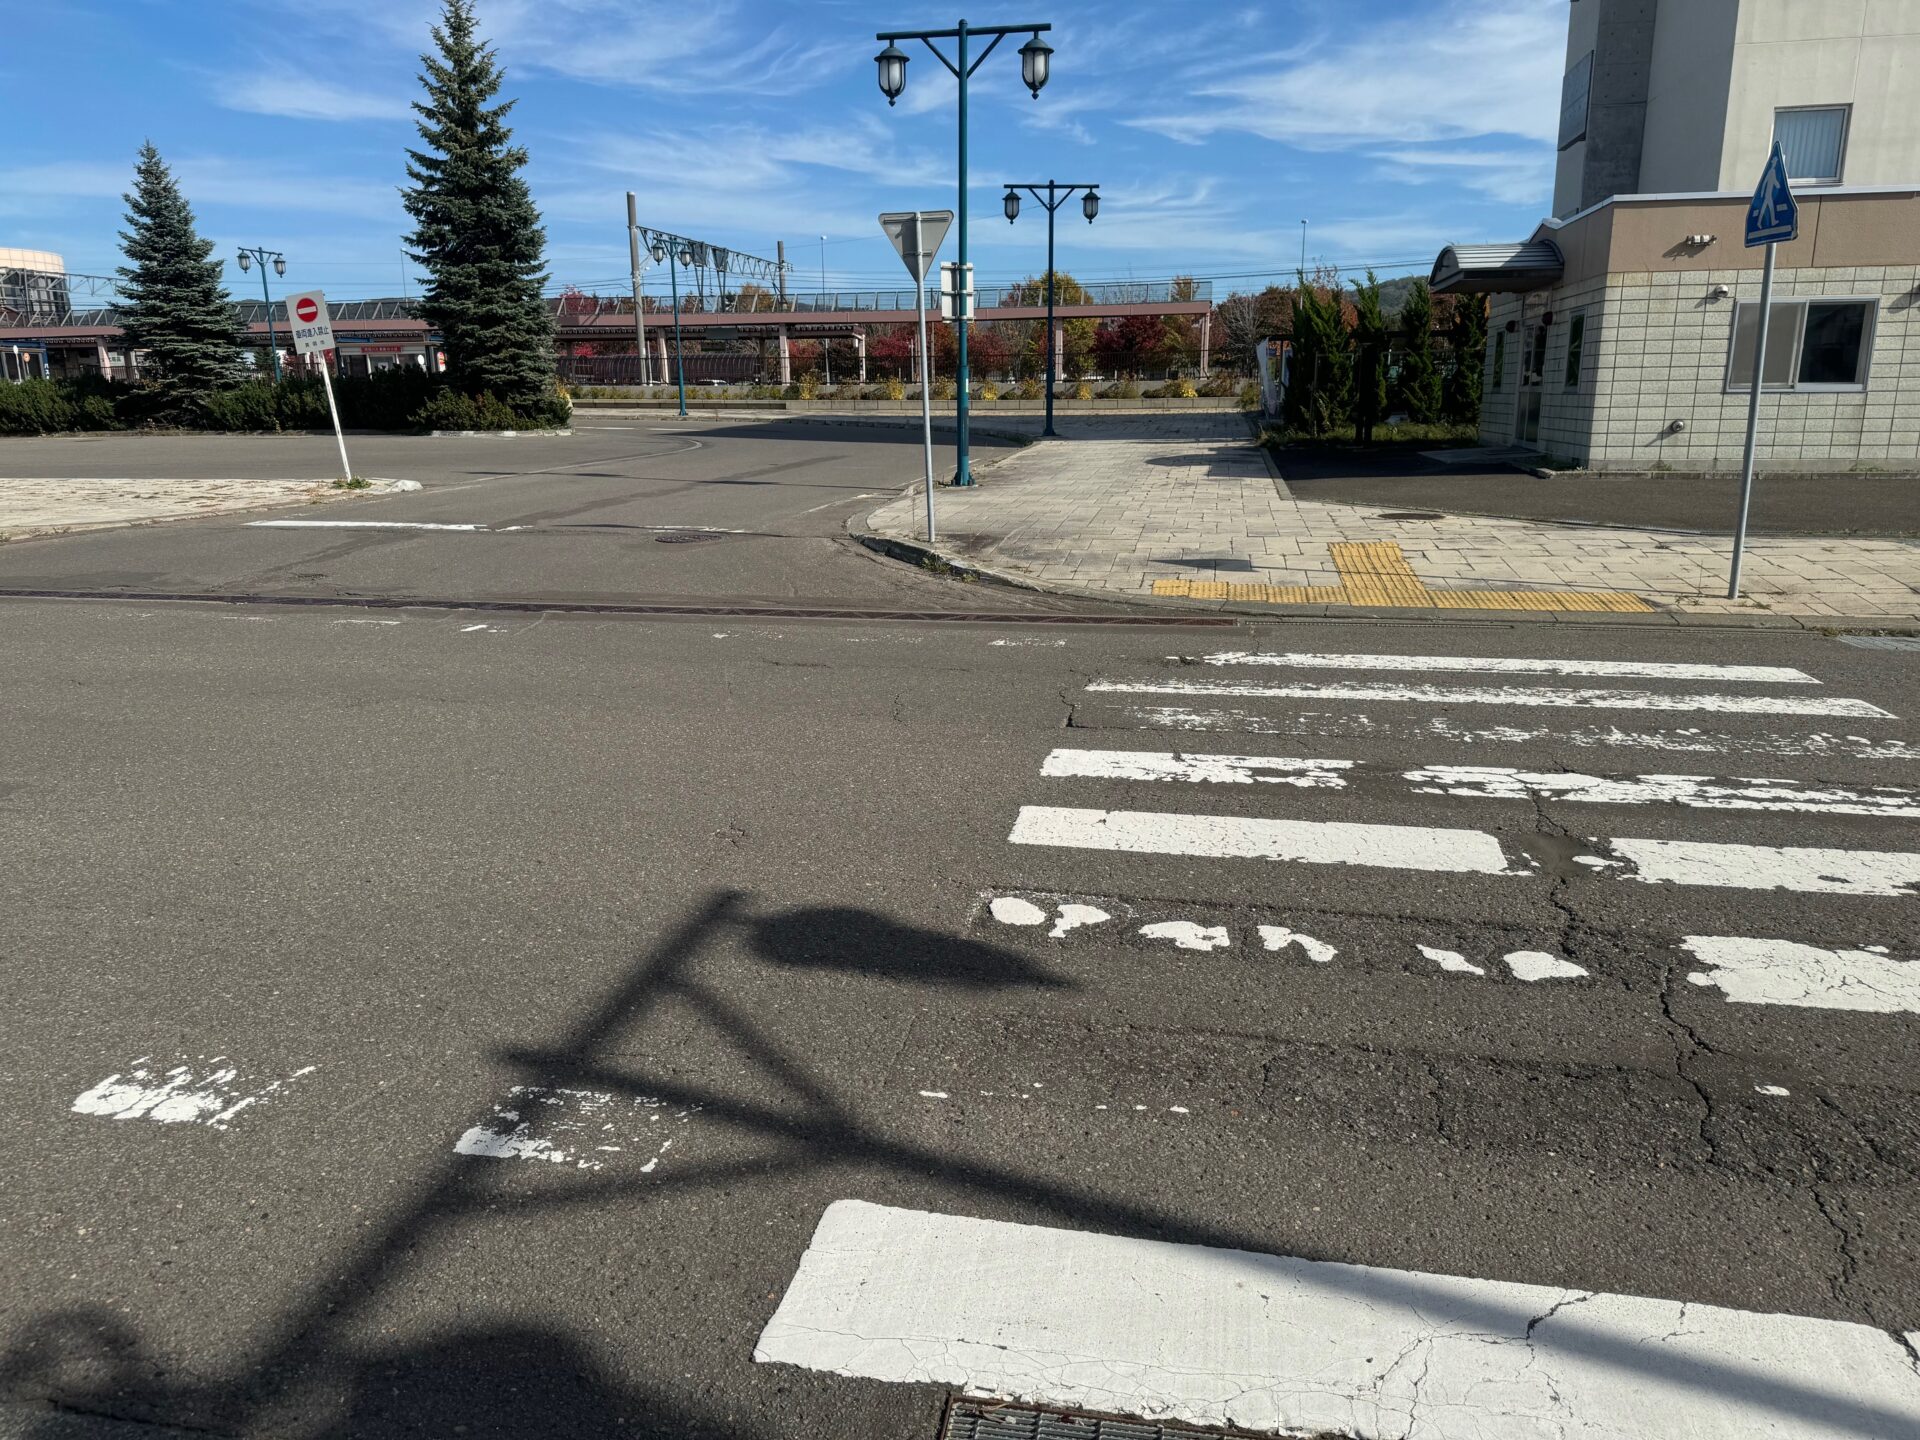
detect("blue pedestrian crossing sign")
[1746,141,1799,247]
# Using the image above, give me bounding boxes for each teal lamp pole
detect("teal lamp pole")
[875,20,1053,485]
[236,246,287,381]
[1002,180,1099,437]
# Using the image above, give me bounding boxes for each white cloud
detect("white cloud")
[1367,146,1554,205]
[219,72,412,122]
[1129,0,1564,148]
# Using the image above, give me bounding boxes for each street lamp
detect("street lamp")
[236,245,288,382]
[874,18,1053,486]
[650,238,691,418]
[1003,180,1099,437]
[819,235,831,386]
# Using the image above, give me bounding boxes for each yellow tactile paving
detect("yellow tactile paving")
[1151,542,1654,613]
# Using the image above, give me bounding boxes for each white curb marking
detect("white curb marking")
[756,1201,1920,1439]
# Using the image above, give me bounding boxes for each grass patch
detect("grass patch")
[331,476,374,490]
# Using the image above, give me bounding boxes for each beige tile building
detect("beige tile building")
[1435,0,1920,472]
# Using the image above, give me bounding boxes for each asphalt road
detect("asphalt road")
[2,423,1918,1439]
[0,419,1058,611]
[1276,443,1920,537]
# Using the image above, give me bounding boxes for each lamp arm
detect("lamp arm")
[965,30,1006,76]
[919,37,960,77]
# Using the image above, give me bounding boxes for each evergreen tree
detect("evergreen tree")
[116,142,241,415]
[1350,271,1388,443]
[1444,292,1488,426]
[1282,272,1351,440]
[403,0,555,411]
[1395,279,1443,424]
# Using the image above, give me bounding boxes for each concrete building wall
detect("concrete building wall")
[1637,1,1737,194]
[1552,0,1605,217]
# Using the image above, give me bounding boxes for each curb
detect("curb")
[428,428,574,438]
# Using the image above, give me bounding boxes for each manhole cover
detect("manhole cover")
[1375,510,1445,521]
[944,1400,1272,1440]
[1838,634,1920,652]
[653,530,727,544]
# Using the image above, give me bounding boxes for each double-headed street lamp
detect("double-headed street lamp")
[875,18,1053,486]
[235,246,288,382]
[649,237,694,419]
[1003,181,1099,438]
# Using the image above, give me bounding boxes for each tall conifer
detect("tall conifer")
[117,143,241,414]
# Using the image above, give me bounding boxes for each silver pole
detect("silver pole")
[1728,241,1777,599]
[916,215,937,544]
[318,357,352,480]
[626,192,649,387]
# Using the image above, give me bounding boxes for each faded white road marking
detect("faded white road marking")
[333,618,400,626]
[454,1086,692,1171]
[1617,839,1920,895]
[1420,945,1486,976]
[1139,921,1230,951]
[1190,651,1817,683]
[988,896,1048,926]
[1756,1085,1792,1097]
[1407,765,1920,817]
[990,637,1067,648]
[1042,748,1351,787]
[247,520,487,531]
[72,1060,314,1129]
[1088,678,1892,719]
[1257,926,1338,963]
[757,1201,1920,1440]
[1049,903,1110,937]
[919,1090,950,1099]
[1504,952,1588,982]
[1101,706,1920,761]
[1010,806,1516,875]
[1681,937,1920,1013]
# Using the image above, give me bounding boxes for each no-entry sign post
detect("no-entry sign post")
[286,289,353,481]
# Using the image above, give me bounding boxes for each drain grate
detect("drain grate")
[1374,511,1444,521]
[653,530,728,544]
[943,1400,1279,1440]
[1838,634,1920,652]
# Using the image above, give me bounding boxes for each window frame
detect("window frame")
[1563,310,1586,390]
[1723,296,1878,395]
[1559,51,1593,151]
[1772,104,1851,185]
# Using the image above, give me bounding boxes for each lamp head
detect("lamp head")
[1082,189,1100,223]
[272,255,287,277]
[1019,33,1053,96]
[236,250,252,272]
[1003,189,1020,224]
[875,42,908,104]
[650,241,667,263]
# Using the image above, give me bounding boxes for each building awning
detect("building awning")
[1429,241,1564,294]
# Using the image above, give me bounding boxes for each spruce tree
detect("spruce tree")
[1282,273,1351,441]
[1444,293,1488,426]
[402,0,555,411]
[1395,279,1443,424]
[116,142,241,416]
[1350,271,1388,443]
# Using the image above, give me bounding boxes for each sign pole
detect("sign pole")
[317,354,353,480]
[914,214,937,543]
[1728,240,1776,600]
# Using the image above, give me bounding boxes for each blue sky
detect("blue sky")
[3,0,1567,304]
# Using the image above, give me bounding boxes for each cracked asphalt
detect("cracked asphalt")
[1,423,1916,1438]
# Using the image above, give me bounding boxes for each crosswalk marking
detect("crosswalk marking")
[757,1201,1920,1440]
[1189,651,1818,683]
[70,1058,315,1130]
[1614,837,1920,895]
[1682,936,1920,1013]
[1087,677,1895,718]
[1044,747,1920,816]
[1009,805,1516,874]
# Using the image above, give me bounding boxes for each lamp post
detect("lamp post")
[818,235,831,385]
[1003,180,1098,438]
[650,239,691,418]
[235,246,288,381]
[875,18,1053,485]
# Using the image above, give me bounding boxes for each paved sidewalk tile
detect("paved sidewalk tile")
[865,414,1920,620]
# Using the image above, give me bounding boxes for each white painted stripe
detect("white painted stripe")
[1406,765,1920,818]
[757,1201,1920,1440]
[1103,705,1920,761]
[1008,806,1515,875]
[1191,651,1817,683]
[1681,936,1920,1013]
[1617,838,1920,895]
[71,1059,314,1129]
[247,519,486,531]
[1041,748,1352,787]
[1088,678,1893,719]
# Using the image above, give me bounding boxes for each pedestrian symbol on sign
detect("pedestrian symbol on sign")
[1745,141,1799,248]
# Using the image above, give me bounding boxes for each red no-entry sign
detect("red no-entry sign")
[285,290,334,356]
[295,296,319,323]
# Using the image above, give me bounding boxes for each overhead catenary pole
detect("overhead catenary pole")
[626,192,650,387]
[1728,239,1777,599]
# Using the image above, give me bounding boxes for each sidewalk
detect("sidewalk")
[0,474,421,542]
[861,414,1920,623]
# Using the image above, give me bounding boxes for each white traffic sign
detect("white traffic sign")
[1746,141,1798,248]
[286,290,336,355]
[938,260,975,321]
[879,209,953,283]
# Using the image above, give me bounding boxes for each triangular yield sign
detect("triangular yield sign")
[879,210,953,283]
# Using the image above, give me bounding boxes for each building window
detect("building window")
[1773,106,1849,183]
[1726,298,1876,392]
[1559,52,1593,151]
[1563,312,1586,389]
[1491,330,1505,391]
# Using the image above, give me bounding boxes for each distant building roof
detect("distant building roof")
[1429,241,1564,294]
